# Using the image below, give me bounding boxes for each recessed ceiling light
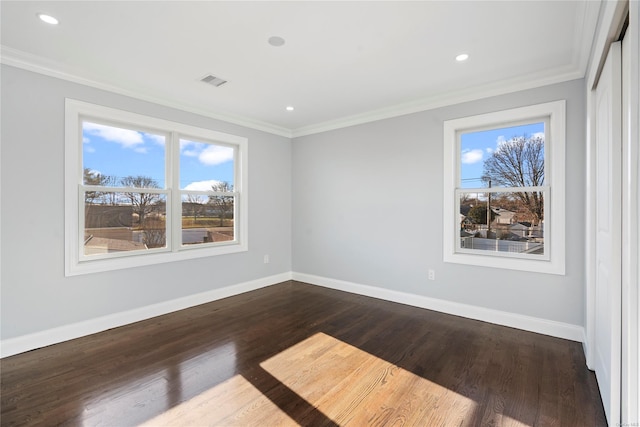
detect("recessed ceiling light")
[286,106,294,111]
[456,53,469,62]
[37,13,59,25]
[268,36,286,47]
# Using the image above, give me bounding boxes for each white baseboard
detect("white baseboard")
[0,272,292,358]
[1,270,586,358]
[292,272,586,343]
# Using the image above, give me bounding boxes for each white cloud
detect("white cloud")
[486,147,494,154]
[183,180,223,191]
[182,149,199,157]
[199,145,234,166]
[532,132,545,140]
[83,122,144,148]
[180,139,198,151]
[180,140,233,166]
[85,146,96,153]
[461,148,483,164]
[147,134,166,146]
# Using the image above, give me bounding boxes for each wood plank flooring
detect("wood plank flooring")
[1,281,606,426]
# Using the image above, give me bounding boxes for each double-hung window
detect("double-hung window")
[65,99,248,276]
[443,101,565,274]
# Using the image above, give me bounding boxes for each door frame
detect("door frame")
[585,0,639,424]
[620,2,640,422]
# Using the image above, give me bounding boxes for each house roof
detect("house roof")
[84,236,147,253]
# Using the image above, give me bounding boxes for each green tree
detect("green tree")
[467,205,496,225]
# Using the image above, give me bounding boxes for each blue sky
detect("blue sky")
[82,121,235,190]
[460,122,544,189]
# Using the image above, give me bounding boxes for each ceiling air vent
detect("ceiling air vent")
[200,74,227,87]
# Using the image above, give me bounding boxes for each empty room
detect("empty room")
[1,1,638,426]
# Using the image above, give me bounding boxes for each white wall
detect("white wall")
[292,79,586,327]
[0,65,292,342]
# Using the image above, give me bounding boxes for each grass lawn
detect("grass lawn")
[181,217,234,228]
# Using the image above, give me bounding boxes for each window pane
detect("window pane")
[460,122,544,189]
[82,121,166,188]
[181,193,234,246]
[84,192,167,255]
[179,139,235,191]
[459,191,544,255]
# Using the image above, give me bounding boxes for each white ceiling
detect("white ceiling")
[1,1,601,137]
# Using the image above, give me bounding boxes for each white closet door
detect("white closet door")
[594,40,622,426]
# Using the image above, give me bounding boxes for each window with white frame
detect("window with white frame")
[65,99,248,276]
[443,101,565,274]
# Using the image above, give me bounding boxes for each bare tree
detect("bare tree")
[459,193,473,206]
[83,168,109,205]
[141,216,166,248]
[185,194,205,222]
[120,175,161,225]
[208,182,234,226]
[482,135,544,224]
[83,169,121,205]
[102,175,119,205]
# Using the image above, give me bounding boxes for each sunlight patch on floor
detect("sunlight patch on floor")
[80,341,243,426]
[260,332,478,426]
[138,374,296,426]
[504,415,533,427]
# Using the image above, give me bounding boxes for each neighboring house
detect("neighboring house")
[509,222,530,238]
[492,208,516,225]
[459,214,473,228]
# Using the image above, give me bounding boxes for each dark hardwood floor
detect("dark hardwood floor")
[1,281,606,426]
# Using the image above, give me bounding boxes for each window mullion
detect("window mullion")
[234,143,241,243]
[77,185,85,261]
[170,131,181,251]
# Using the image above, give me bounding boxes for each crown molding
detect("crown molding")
[291,1,599,138]
[573,0,603,75]
[291,66,584,138]
[0,46,293,139]
[2,43,588,140]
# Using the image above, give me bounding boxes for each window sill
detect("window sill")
[443,251,565,275]
[66,241,248,276]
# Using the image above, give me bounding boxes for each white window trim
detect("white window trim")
[443,100,566,275]
[65,99,248,276]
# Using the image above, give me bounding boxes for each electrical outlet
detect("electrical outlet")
[428,269,435,280]
[263,254,270,264]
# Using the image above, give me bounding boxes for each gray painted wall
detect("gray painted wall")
[0,64,587,342]
[292,79,586,326]
[0,65,292,340]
